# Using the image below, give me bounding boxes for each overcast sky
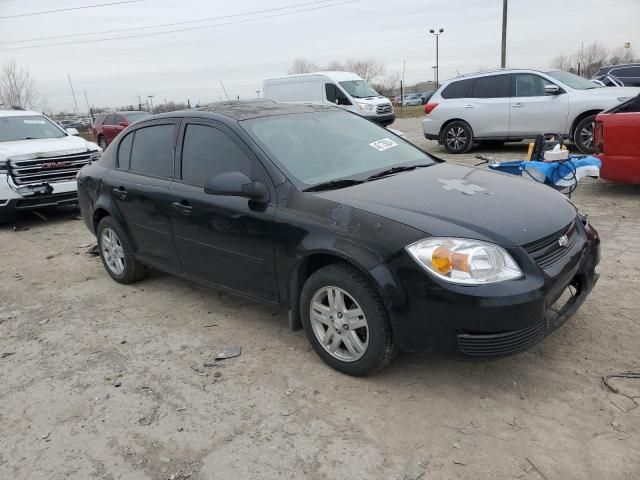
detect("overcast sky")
[0,0,638,112]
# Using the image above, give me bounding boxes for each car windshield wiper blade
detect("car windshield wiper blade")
[304,178,364,192]
[365,164,431,181]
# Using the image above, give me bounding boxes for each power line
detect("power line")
[0,0,143,20]
[0,0,358,51]
[2,0,338,45]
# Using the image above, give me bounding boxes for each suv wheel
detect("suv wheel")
[98,135,108,150]
[300,263,395,376]
[574,115,597,154]
[96,216,148,284]
[442,121,474,154]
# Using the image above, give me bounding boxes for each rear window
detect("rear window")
[470,75,511,98]
[123,112,151,123]
[611,66,640,77]
[440,79,474,99]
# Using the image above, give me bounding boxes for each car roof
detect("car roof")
[601,63,640,71]
[266,71,363,82]
[150,100,336,122]
[442,68,553,84]
[0,109,42,117]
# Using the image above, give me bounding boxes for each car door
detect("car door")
[169,119,278,302]
[113,114,127,139]
[103,114,118,144]
[509,73,569,137]
[460,74,511,138]
[104,119,180,273]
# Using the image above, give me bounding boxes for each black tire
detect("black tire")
[96,216,148,284]
[300,263,395,376]
[573,115,597,154]
[441,121,474,154]
[0,209,16,226]
[97,135,108,150]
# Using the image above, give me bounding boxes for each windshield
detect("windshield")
[546,70,601,90]
[338,80,379,98]
[0,115,67,142]
[241,111,434,189]
[123,112,151,123]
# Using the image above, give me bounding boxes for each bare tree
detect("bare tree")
[608,46,637,66]
[580,42,609,77]
[343,58,385,82]
[287,57,320,75]
[550,54,575,72]
[371,72,401,97]
[0,59,38,109]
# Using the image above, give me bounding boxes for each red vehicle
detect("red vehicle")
[92,111,150,149]
[594,94,640,184]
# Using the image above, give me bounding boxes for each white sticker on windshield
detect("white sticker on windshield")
[369,138,398,152]
[23,119,46,124]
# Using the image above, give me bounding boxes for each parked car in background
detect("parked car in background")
[592,63,640,87]
[422,68,640,154]
[0,109,101,223]
[419,91,435,104]
[77,101,599,376]
[402,94,423,106]
[594,94,640,184]
[92,111,151,149]
[263,71,395,126]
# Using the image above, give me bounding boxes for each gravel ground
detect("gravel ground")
[1,117,639,479]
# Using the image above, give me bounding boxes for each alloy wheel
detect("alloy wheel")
[579,121,594,149]
[309,286,369,362]
[101,227,125,275]
[446,126,467,151]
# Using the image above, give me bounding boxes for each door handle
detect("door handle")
[112,187,127,200]
[463,104,474,108]
[172,201,193,215]
[512,103,524,108]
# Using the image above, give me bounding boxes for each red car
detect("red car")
[92,111,150,149]
[594,94,640,184]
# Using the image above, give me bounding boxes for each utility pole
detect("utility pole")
[147,95,154,113]
[67,74,80,116]
[501,0,508,67]
[429,28,444,87]
[83,91,93,122]
[220,80,230,101]
[137,94,142,111]
[432,65,437,86]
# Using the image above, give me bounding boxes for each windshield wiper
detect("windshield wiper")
[365,164,432,181]
[304,178,364,192]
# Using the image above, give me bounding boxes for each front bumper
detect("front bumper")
[369,113,395,127]
[383,221,600,357]
[0,174,78,217]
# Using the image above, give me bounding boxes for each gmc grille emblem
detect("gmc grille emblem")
[41,161,72,169]
[558,234,569,247]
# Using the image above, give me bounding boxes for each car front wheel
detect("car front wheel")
[574,115,597,154]
[300,263,395,376]
[442,121,474,154]
[97,216,148,284]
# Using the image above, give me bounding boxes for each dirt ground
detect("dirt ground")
[1,117,639,480]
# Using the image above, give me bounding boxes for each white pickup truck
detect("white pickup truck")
[0,109,101,223]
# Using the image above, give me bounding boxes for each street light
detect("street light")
[429,28,444,87]
[431,65,437,86]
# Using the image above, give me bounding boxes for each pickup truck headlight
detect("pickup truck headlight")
[356,102,375,112]
[406,238,522,285]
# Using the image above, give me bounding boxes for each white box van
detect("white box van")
[263,71,395,126]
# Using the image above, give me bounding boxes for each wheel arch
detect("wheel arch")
[570,109,602,138]
[438,118,473,144]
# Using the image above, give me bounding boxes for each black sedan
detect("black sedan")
[77,101,600,376]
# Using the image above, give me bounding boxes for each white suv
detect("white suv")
[0,109,101,223]
[422,69,640,154]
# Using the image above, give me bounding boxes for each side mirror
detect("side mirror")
[66,127,80,136]
[545,84,561,95]
[204,171,269,203]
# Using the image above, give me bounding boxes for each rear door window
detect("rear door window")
[129,124,176,178]
[181,124,252,187]
[118,132,134,170]
[469,75,511,98]
[440,79,475,99]
[611,66,640,77]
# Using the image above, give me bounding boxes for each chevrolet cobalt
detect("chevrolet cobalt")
[77,102,600,376]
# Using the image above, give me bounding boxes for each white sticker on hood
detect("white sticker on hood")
[23,119,46,124]
[369,138,398,152]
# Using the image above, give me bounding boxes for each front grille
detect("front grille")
[15,191,77,209]
[9,151,91,185]
[522,220,579,270]
[376,104,392,115]
[458,320,547,357]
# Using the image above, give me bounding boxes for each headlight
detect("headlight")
[356,102,375,112]
[406,238,522,285]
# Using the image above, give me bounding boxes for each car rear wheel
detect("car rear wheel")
[300,263,395,376]
[97,216,148,284]
[574,115,597,154]
[442,121,474,154]
[98,135,108,150]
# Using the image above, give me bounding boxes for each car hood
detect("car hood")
[586,86,640,98]
[0,135,98,162]
[313,163,577,247]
